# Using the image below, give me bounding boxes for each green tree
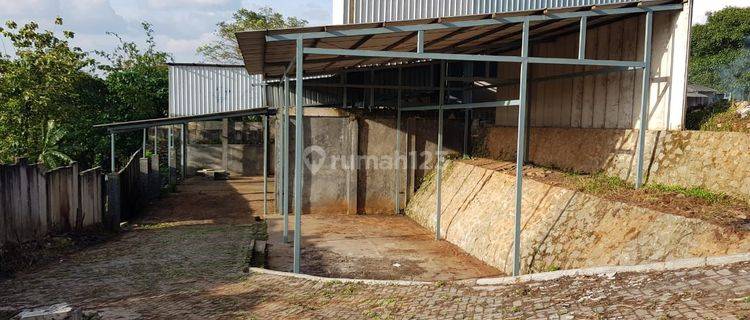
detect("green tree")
[97,22,172,164]
[197,7,307,63]
[0,18,101,166]
[689,7,750,99]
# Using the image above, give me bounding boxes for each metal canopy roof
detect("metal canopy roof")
[94,108,271,133]
[236,0,682,77]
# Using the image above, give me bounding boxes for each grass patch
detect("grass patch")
[567,172,631,195]
[645,184,727,204]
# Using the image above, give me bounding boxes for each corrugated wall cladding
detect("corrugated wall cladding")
[493,9,690,130]
[168,65,264,117]
[333,0,641,24]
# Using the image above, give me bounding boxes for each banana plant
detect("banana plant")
[38,120,72,169]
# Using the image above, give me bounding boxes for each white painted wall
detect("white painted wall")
[494,8,692,130]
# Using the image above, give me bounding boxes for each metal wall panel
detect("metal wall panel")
[333,0,642,24]
[168,64,264,117]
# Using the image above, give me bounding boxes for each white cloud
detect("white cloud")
[692,0,750,24]
[145,0,240,9]
[0,0,332,62]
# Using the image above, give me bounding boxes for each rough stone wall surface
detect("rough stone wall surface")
[482,127,750,201]
[405,160,750,275]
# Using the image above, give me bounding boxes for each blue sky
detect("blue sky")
[0,0,746,63]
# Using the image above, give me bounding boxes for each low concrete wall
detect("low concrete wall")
[481,127,750,202]
[187,144,272,177]
[273,109,465,215]
[275,114,358,215]
[406,160,750,275]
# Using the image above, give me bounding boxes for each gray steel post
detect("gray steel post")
[578,16,587,60]
[513,19,531,277]
[283,75,291,243]
[263,114,268,217]
[110,133,115,172]
[168,125,173,172]
[394,66,402,214]
[342,72,348,108]
[181,123,187,179]
[142,128,146,156]
[293,37,304,274]
[636,11,654,189]
[417,30,424,53]
[153,126,158,157]
[435,61,445,240]
[463,62,473,158]
[276,86,284,217]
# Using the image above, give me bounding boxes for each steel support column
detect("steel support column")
[636,11,654,189]
[394,66,402,214]
[283,76,291,243]
[168,126,173,179]
[276,86,284,217]
[435,61,446,240]
[153,127,158,157]
[463,62,473,158]
[513,19,531,277]
[417,30,425,53]
[293,37,304,274]
[181,123,187,179]
[578,16,587,60]
[142,128,146,156]
[263,114,269,217]
[110,133,115,172]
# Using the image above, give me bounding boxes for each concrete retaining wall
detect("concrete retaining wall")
[273,108,466,215]
[405,160,750,275]
[187,144,270,176]
[481,127,750,202]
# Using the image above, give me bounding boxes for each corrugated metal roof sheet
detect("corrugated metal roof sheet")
[334,0,650,24]
[168,64,264,117]
[236,0,683,78]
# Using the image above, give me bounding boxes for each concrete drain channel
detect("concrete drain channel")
[245,217,269,270]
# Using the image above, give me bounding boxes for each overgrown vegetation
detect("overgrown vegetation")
[689,7,750,100]
[0,230,113,278]
[645,184,727,204]
[0,18,170,169]
[551,169,747,227]
[685,100,750,132]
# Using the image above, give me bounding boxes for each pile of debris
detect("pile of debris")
[736,101,750,119]
[8,303,101,320]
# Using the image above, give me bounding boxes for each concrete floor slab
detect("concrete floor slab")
[267,212,501,281]
[148,175,500,281]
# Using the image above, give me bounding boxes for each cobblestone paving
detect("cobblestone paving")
[2,218,750,319]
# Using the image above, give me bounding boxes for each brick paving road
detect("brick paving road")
[2,219,750,319]
[2,177,750,319]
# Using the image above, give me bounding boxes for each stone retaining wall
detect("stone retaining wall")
[481,127,750,202]
[405,160,750,275]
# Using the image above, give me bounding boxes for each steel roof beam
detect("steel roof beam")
[303,47,645,68]
[265,3,682,42]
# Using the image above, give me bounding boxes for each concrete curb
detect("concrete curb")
[248,268,433,286]
[250,252,750,287]
[474,253,750,286]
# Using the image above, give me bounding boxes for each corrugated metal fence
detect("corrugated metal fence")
[334,0,641,24]
[169,64,264,117]
[0,159,104,245]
